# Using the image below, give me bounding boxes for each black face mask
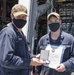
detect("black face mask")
[48,22,60,32]
[13,18,27,28]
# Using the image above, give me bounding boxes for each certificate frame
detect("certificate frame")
[40,44,66,69]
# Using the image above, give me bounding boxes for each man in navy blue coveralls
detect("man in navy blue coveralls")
[36,12,74,75]
[0,4,46,75]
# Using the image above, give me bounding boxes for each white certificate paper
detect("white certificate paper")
[40,44,66,69]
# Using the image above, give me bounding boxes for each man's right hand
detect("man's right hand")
[30,58,46,66]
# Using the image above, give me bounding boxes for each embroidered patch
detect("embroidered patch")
[18,38,22,40]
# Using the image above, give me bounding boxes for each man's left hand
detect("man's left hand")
[55,64,66,72]
[36,54,40,59]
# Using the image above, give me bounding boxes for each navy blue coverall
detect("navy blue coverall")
[0,23,32,75]
[36,31,74,75]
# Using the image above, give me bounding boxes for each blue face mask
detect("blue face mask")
[48,22,60,32]
[13,18,27,28]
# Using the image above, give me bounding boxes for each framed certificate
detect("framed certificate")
[40,44,66,69]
